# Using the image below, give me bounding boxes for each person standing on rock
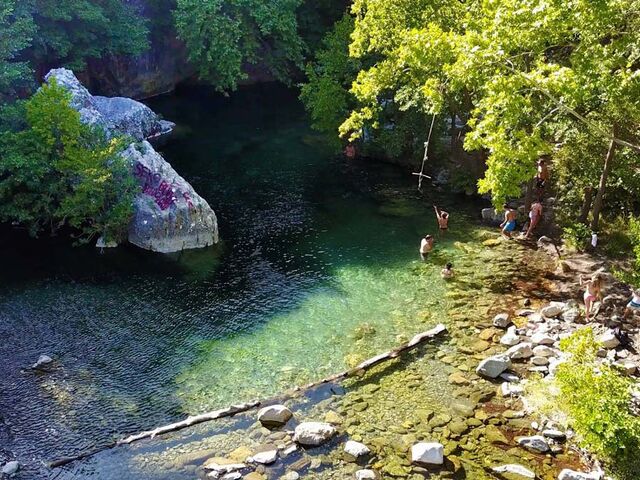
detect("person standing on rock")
[580,272,604,321]
[500,205,517,239]
[434,206,449,237]
[420,235,434,260]
[525,201,543,239]
[535,158,549,199]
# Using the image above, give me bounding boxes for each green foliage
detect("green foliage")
[29,0,149,70]
[0,0,36,98]
[555,328,640,478]
[0,79,136,242]
[562,223,591,252]
[174,0,304,91]
[323,0,640,209]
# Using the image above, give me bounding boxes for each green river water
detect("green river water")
[1,84,575,480]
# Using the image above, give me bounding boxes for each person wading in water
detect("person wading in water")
[434,205,449,234]
[420,234,434,260]
[500,204,517,239]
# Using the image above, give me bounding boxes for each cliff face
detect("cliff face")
[77,0,194,99]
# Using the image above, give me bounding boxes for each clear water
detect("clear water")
[0,84,485,478]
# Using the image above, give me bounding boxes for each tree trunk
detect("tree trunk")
[578,186,594,225]
[591,137,616,231]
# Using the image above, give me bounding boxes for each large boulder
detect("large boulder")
[125,142,218,252]
[44,68,218,253]
[293,422,337,447]
[45,68,173,141]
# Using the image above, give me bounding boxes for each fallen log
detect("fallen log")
[48,323,446,468]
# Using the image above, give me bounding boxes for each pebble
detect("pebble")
[493,313,511,328]
[531,332,555,345]
[492,464,535,479]
[355,470,377,480]
[344,440,370,458]
[476,355,512,378]
[250,450,277,465]
[542,429,566,441]
[516,435,550,453]
[1,461,19,475]
[531,356,549,366]
[505,342,534,360]
[411,442,444,465]
[532,345,556,357]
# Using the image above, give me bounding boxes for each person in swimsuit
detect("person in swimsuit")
[580,272,604,321]
[500,204,517,239]
[525,201,543,238]
[420,234,434,260]
[434,206,449,231]
[624,288,640,320]
[441,262,454,279]
[535,159,549,198]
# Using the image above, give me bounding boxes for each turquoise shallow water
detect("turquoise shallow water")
[0,84,485,478]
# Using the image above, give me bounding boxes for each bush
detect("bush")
[562,223,591,252]
[554,329,640,479]
[0,79,137,243]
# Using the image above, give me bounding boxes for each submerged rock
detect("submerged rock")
[1,461,19,475]
[492,464,535,479]
[355,470,377,480]
[558,469,601,480]
[344,440,370,458]
[293,422,336,447]
[32,355,53,369]
[44,68,218,253]
[411,442,444,465]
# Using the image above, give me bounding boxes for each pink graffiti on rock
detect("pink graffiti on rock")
[134,162,194,211]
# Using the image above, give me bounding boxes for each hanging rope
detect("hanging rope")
[412,114,437,191]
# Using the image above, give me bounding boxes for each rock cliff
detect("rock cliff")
[45,68,218,253]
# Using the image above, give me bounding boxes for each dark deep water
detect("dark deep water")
[0,84,484,478]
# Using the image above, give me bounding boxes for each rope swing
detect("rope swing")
[412,114,437,191]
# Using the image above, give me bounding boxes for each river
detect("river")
[0,84,493,479]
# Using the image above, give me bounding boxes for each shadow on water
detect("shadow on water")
[0,83,488,478]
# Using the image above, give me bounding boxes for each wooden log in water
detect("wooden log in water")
[48,323,446,468]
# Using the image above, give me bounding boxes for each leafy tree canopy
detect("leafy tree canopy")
[174,0,305,91]
[0,79,137,242]
[0,0,36,98]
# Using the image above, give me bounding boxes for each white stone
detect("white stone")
[500,327,520,346]
[257,404,293,426]
[344,440,370,458]
[531,332,555,345]
[493,313,511,328]
[533,345,556,357]
[531,356,549,366]
[492,464,535,479]
[558,469,601,480]
[477,355,512,378]
[220,473,241,480]
[293,422,336,446]
[599,330,620,349]
[411,442,444,465]
[250,449,278,465]
[281,445,298,458]
[506,342,534,360]
[281,472,300,480]
[541,302,566,318]
[32,355,53,369]
[1,462,19,475]
[500,382,524,397]
[355,470,377,480]
[516,435,550,453]
[562,308,581,323]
